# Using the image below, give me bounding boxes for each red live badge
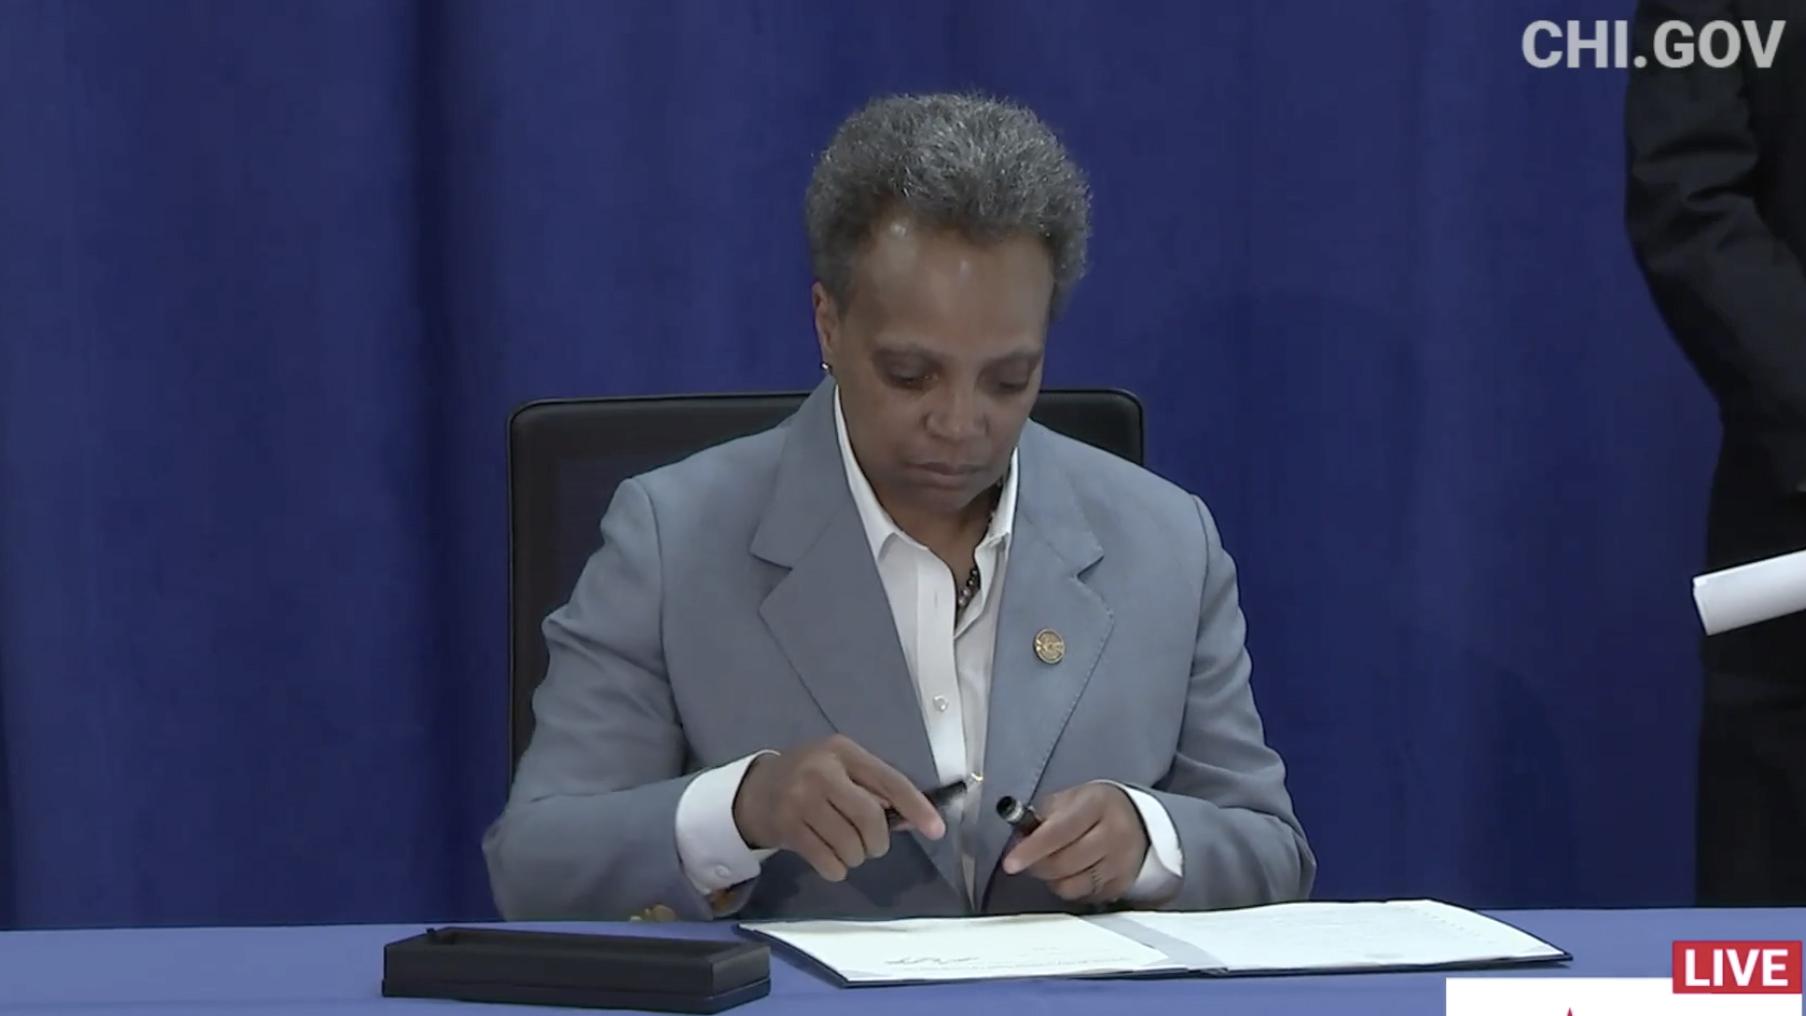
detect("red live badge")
[1673,941,1803,995]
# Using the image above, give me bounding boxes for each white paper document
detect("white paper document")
[742,899,1567,986]
[1692,548,1806,634]
[742,913,1173,983]
[1112,900,1567,973]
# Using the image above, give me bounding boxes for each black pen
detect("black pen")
[995,795,1043,836]
[885,780,968,831]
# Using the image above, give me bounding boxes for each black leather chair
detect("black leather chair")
[506,388,1145,777]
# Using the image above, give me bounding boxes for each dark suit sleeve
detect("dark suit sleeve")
[1625,0,1806,492]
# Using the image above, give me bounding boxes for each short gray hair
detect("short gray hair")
[804,93,1091,314]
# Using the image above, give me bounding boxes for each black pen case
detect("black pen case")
[382,926,771,1012]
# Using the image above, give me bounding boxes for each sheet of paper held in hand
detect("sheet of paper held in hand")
[1692,547,1806,634]
[741,900,1568,986]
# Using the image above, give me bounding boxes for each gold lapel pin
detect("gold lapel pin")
[1033,628,1065,665]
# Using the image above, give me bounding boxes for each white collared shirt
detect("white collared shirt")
[673,391,1183,905]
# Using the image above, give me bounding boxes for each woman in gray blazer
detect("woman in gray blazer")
[484,93,1314,922]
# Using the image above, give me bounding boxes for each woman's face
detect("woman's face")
[815,215,1053,519]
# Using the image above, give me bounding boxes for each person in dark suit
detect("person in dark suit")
[1625,0,1806,904]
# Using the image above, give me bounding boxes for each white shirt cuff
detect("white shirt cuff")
[676,750,779,895]
[1099,781,1184,905]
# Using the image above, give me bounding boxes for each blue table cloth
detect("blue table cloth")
[0,909,1800,1015]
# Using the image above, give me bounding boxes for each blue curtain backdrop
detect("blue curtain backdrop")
[0,0,1714,928]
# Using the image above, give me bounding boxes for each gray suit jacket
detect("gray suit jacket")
[483,381,1315,920]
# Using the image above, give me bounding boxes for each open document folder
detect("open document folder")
[740,900,1569,986]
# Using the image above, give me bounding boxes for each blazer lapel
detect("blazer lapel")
[971,427,1112,907]
[751,382,963,896]
[758,511,939,787]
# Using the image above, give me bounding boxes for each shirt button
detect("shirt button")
[714,865,731,881]
[969,771,984,784]
[933,695,949,712]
